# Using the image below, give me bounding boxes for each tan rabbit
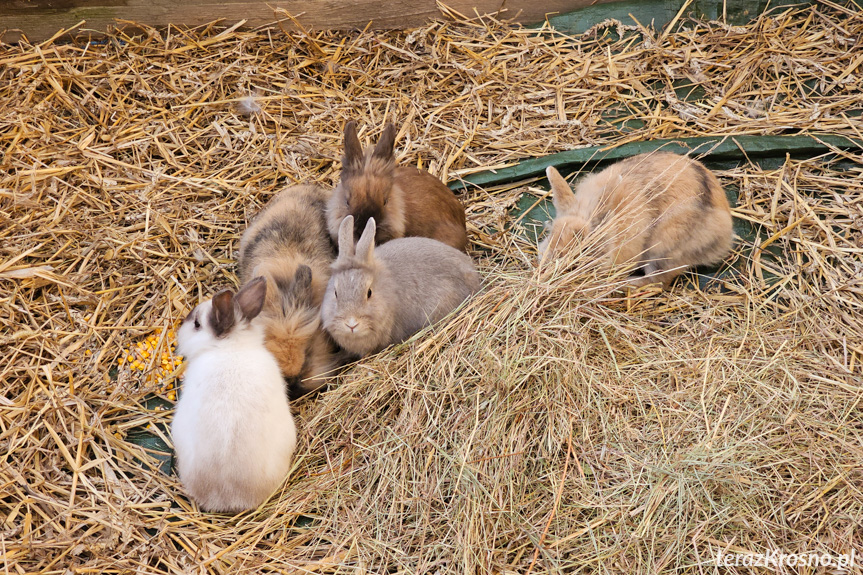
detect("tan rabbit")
[321,216,480,357]
[539,152,733,288]
[326,121,469,252]
[238,185,342,398]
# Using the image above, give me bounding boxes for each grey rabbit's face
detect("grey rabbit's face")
[322,215,394,356]
[324,267,382,349]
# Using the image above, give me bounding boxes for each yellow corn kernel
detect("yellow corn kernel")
[167,391,176,401]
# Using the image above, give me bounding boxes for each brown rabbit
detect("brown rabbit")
[539,152,734,288]
[238,184,343,398]
[326,121,468,252]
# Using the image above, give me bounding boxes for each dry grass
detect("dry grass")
[2,3,862,573]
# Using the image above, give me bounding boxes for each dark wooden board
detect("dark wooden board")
[0,0,621,43]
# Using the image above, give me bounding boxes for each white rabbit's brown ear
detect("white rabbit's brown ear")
[372,123,396,162]
[343,121,364,172]
[546,166,577,213]
[355,217,376,263]
[236,276,267,322]
[337,215,356,259]
[210,289,236,336]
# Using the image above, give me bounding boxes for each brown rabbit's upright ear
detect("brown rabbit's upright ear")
[235,277,267,322]
[210,289,236,337]
[337,215,356,259]
[342,121,364,173]
[355,217,377,263]
[546,166,577,213]
[372,123,396,163]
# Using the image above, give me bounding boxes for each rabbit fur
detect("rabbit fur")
[322,216,480,357]
[539,152,734,288]
[326,121,468,252]
[172,277,297,513]
[238,185,343,398]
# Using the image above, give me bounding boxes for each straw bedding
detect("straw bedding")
[2,3,862,573]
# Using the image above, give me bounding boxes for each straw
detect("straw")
[1,3,861,573]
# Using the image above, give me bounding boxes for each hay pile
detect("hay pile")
[2,3,862,573]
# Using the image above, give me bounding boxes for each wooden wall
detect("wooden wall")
[0,0,620,43]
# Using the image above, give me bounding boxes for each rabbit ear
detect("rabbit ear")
[372,123,396,162]
[292,264,313,290]
[337,215,356,259]
[546,166,577,213]
[285,265,314,308]
[343,121,363,172]
[235,277,267,322]
[210,289,236,336]
[355,217,376,263]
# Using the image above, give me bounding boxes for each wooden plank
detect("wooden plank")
[0,0,621,43]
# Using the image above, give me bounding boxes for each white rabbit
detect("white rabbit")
[321,216,480,357]
[172,277,297,513]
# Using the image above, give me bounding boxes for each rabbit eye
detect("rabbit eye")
[334,288,338,299]
[193,317,201,330]
[383,197,388,206]
[367,288,372,299]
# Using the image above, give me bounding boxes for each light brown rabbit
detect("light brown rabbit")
[238,184,343,399]
[539,152,733,288]
[326,121,469,252]
[321,216,480,357]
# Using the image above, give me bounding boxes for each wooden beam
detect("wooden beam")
[0,0,621,43]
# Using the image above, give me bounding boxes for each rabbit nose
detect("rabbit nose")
[345,318,359,332]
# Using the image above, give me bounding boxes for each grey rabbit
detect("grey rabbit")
[321,215,481,357]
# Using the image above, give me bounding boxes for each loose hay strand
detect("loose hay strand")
[1,3,863,574]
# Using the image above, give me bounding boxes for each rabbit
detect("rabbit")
[321,215,481,357]
[538,151,734,288]
[326,121,469,252]
[238,184,343,399]
[172,277,297,513]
